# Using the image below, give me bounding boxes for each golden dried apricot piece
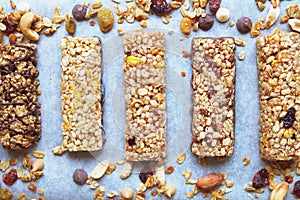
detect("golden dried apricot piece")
[97,8,114,33]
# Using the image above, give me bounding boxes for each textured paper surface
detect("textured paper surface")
[0,0,298,199]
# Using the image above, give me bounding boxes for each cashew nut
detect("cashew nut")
[20,12,40,41]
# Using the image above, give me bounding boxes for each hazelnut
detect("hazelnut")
[236,17,252,34]
[73,169,88,185]
[198,14,214,31]
[216,8,230,23]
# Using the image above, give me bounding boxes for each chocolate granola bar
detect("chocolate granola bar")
[190,37,236,158]
[123,31,167,161]
[0,44,41,150]
[257,29,300,161]
[58,36,103,152]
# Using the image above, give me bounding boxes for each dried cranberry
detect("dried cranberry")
[209,0,222,13]
[252,168,269,189]
[283,107,296,128]
[127,137,136,146]
[2,169,18,186]
[294,180,300,198]
[2,18,17,36]
[139,165,154,183]
[151,0,172,16]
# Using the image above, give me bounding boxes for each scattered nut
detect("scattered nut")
[196,173,224,190]
[216,7,230,23]
[72,4,88,21]
[164,184,176,198]
[288,19,300,32]
[105,163,116,175]
[31,159,44,172]
[176,153,186,164]
[0,188,13,200]
[18,193,26,200]
[120,161,133,179]
[235,38,246,46]
[32,150,45,158]
[73,169,88,185]
[19,12,39,41]
[236,17,252,34]
[238,51,245,60]
[270,182,289,200]
[120,187,134,200]
[107,191,118,198]
[198,14,214,30]
[91,160,109,179]
[65,14,76,35]
[225,180,234,188]
[266,5,280,28]
[229,21,234,27]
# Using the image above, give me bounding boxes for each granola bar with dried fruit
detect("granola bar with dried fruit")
[0,44,41,150]
[190,37,236,158]
[257,29,300,161]
[123,31,167,162]
[58,36,104,152]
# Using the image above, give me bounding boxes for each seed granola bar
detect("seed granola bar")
[0,44,41,150]
[190,37,236,158]
[123,31,167,161]
[257,29,300,161]
[59,36,103,152]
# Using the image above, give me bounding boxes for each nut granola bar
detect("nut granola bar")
[59,37,103,152]
[123,31,167,161]
[0,44,41,150]
[257,29,300,161]
[190,37,236,158]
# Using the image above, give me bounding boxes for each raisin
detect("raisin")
[252,168,269,189]
[294,180,300,198]
[2,18,17,36]
[2,169,18,186]
[127,138,136,146]
[139,165,154,183]
[151,0,172,16]
[209,0,222,12]
[72,4,87,21]
[283,107,296,128]
[97,8,114,33]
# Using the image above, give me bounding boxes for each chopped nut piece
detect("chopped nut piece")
[265,5,280,28]
[238,51,245,60]
[225,180,234,188]
[176,153,186,164]
[235,38,245,46]
[243,157,250,165]
[0,160,10,172]
[165,166,174,174]
[38,188,44,195]
[140,19,147,27]
[92,1,103,9]
[186,191,194,198]
[32,150,45,158]
[182,50,189,58]
[280,14,289,24]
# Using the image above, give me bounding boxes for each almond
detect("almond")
[196,173,224,190]
[269,182,289,200]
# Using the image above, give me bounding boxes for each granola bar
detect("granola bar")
[123,31,167,161]
[59,37,103,152]
[257,29,300,161]
[0,44,41,150]
[190,37,236,158]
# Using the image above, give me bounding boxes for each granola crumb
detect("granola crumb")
[238,51,246,60]
[168,29,174,35]
[243,157,250,165]
[38,188,44,195]
[181,72,186,77]
[229,21,235,27]
[182,50,189,58]
[117,27,124,35]
[89,20,96,26]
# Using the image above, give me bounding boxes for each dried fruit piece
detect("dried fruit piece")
[2,169,18,186]
[91,160,109,179]
[198,14,214,31]
[180,17,191,36]
[196,173,224,190]
[252,168,269,189]
[73,169,88,185]
[150,0,172,16]
[97,8,114,33]
[236,17,252,34]
[270,182,289,200]
[293,180,300,198]
[209,0,221,12]
[282,107,296,128]
[139,165,154,183]
[72,4,87,21]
